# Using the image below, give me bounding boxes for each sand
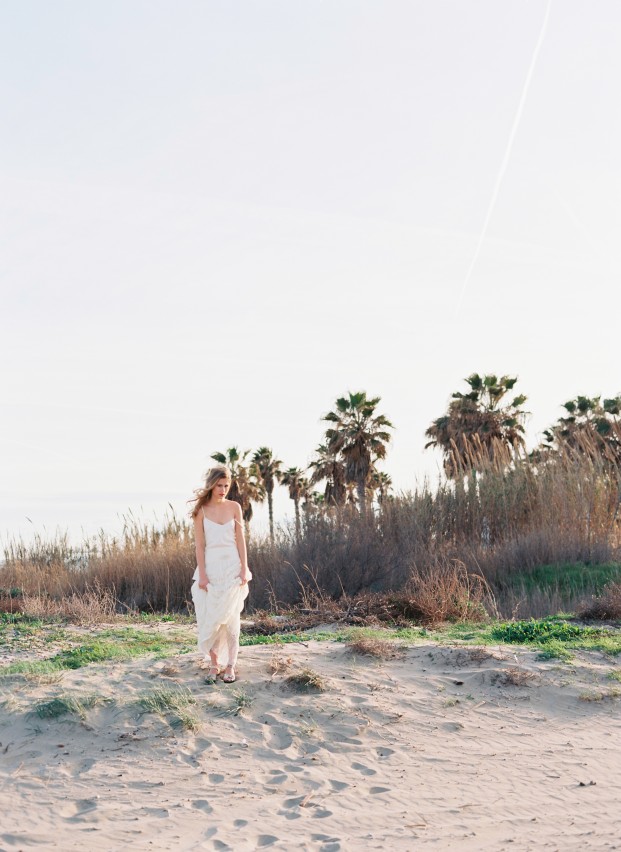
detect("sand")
[1,633,621,851]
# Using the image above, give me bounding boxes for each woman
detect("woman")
[190,465,252,684]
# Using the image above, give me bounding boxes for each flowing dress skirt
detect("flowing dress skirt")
[190,519,249,668]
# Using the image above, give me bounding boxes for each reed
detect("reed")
[2,447,620,620]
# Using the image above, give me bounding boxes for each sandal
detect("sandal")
[204,665,220,684]
[222,666,236,684]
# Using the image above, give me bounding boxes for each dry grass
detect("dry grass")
[346,635,405,659]
[159,665,180,678]
[268,653,293,675]
[2,448,621,620]
[285,667,327,692]
[0,594,24,614]
[393,560,495,626]
[579,688,621,702]
[498,667,538,687]
[448,647,497,667]
[464,647,496,664]
[578,582,621,622]
[18,585,117,624]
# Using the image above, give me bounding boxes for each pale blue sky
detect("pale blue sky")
[2,1,620,541]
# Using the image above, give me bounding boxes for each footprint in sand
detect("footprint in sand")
[311,808,334,819]
[192,799,213,813]
[266,772,288,785]
[256,836,279,847]
[234,819,248,828]
[369,786,391,794]
[61,799,99,821]
[329,780,349,791]
[376,747,395,758]
[351,762,377,776]
[262,719,293,750]
[141,807,169,818]
[312,835,341,850]
[280,810,302,821]
[283,795,311,808]
[209,773,225,784]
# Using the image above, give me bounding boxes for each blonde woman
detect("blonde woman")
[190,466,252,683]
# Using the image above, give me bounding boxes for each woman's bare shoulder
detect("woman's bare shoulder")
[226,499,242,517]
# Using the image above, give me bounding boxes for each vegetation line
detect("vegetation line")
[3,380,621,622]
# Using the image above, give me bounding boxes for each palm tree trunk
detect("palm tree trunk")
[294,497,301,541]
[357,478,366,514]
[267,488,274,541]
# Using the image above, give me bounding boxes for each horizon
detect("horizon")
[3,0,620,545]
[0,381,609,546]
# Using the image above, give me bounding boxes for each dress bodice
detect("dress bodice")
[203,516,237,551]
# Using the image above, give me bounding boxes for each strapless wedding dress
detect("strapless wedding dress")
[191,513,250,667]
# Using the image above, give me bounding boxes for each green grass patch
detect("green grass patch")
[35,694,113,719]
[226,688,254,716]
[0,612,56,629]
[134,612,194,625]
[137,686,199,731]
[491,617,592,644]
[506,562,621,595]
[240,626,431,647]
[240,631,316,646]
[536,642,574,662]
[0,630,196,676]
[490,617,621,656]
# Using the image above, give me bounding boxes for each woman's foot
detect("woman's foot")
[222,665,236,683]
[204,664,220,684]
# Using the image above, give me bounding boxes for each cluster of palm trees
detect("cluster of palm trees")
[424,373,528,477]
[425,373,621,477]
[212,377,621,540]
[211,391,394,539]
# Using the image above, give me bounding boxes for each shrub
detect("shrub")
[578,582,621,621]
[392,560,494,626]
[3,446,621,620]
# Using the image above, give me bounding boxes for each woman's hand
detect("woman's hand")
[198,574,209,591]
[239,566,252,585]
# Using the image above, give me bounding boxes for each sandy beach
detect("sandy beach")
[1,630,621,851]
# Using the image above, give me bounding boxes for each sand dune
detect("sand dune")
[1,636,620,850]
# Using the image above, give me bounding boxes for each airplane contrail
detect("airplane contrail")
[457,0,553,306]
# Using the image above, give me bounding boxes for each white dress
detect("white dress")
[191,513,250,667]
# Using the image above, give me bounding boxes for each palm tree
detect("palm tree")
[308,443,347,508]
[302,489,325,514]
[252,447,282,540]
[368,469,393,505]
[279,466,309,540]
[541,395,621,464]
[425,373,528,477]
[323,391,394,513]
[210,447,264,531]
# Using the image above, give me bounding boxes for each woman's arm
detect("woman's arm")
[233,502,251,584]
[193,512,209,590]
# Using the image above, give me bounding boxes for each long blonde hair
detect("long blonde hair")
[189,465,231,518]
